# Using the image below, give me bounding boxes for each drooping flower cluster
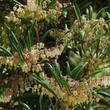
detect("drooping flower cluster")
[1,70,110,106]
[0,43,64,73]
[39,75,110,106]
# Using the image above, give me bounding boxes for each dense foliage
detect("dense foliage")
[0,0,110,110]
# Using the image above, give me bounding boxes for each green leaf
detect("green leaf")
[89,70,102,77]
[66,61,71,75]
[80,1,92,11]
[86,6,93,20]
[48,62,71,94]
[5,23,24,60]
[62,8,68,18]
[89,6,93,19]
[27,21,35,51]
[45,0,56,10]
[86,8,89,20]
[19,102,32,110]
[98,91,110,97]
[72,3,81,21]
[0,46,12,56]
[48,63,63,89]
[54,61,71,94]
[39,93,45,110]
[36,0,44,5]
[107,12,110,20]
[10,0,24,6]
[97,7,108,18]
[70,64,86,80]
[33,74,58,98]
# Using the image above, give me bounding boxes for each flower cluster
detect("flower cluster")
[39,75,110,107]
[0,1,110,109]
[48,28,73,44]
[0,43,64,73]
[0,73,34,102]
[66,16,110,76]
[71,16,110,52]
[5,0,62,24]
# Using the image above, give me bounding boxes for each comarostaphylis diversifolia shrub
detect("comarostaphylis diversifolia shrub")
[0,0,110,110]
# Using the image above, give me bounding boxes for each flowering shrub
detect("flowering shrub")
[0,0,110,110]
